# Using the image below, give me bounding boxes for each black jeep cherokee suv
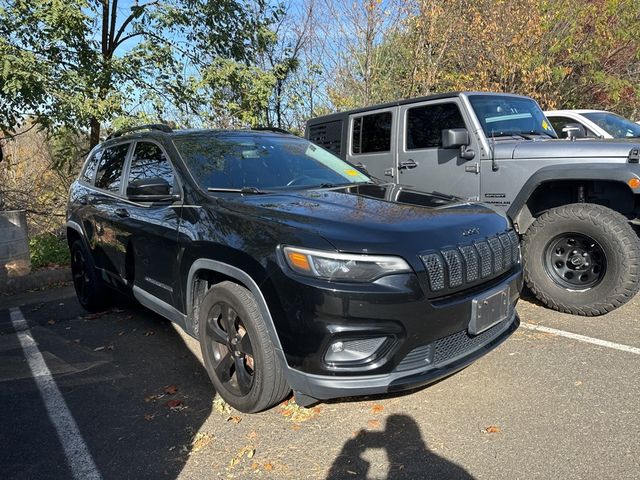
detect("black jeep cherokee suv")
[66,124,523,412]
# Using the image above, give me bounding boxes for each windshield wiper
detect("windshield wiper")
[207,187,269,194]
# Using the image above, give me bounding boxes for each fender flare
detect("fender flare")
[507,163,639,232]
[186,258,288,365]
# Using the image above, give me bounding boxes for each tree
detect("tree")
[0,0,279,147]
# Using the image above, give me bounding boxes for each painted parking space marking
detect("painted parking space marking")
[520,322,640,355]
[9,307,102,480]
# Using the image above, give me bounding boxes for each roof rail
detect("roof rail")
[106,123,173,140]
[252,126,292,135]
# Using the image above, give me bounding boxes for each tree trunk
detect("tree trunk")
[89,117,100,148]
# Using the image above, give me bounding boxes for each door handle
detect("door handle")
[465,163,480,174]
[398,159,418,170]
[114,208,130,218]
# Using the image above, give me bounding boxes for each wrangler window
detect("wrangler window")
[351,112,392,154]
[406,103,466,149]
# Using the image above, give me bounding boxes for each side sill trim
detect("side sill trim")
[133,285,187,328]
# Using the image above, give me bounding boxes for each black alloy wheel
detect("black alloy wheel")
[544,233,606,290]
[203,302,255,396]
[198,281,290,412]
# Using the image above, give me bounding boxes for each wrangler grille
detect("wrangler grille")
[420,229,519,294]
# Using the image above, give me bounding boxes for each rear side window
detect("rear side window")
[80,149,101,184]
[406,103,465,149]
[94,143,130,193]
[128,142,175,193]
[308,120,343,156]
[352,112,392,154]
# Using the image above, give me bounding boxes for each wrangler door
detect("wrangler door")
[396,99,481,201]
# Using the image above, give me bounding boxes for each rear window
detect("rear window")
[94,143,130,193]
[351,112,392,154]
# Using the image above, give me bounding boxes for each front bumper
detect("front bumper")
[285,310,519,401]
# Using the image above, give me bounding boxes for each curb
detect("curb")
[0,267,72,295]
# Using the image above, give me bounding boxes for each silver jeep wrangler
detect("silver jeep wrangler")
[306,92,640,316]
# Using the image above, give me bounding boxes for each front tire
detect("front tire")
[198,281,289,413]
[70,240,111,312]
[522,203,640,316]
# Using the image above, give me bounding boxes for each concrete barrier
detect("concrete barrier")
[0,210,31,280]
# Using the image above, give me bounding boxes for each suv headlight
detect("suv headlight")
[283,246,412,282]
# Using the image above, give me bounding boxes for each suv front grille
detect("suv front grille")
[420,229,519,294]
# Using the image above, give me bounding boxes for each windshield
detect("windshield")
[582,112,640,138]
[468,95,557,138]
[174,133,371,191]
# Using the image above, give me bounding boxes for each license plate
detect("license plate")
[468,286,510,335]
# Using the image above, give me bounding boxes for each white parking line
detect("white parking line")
[9,307,102,480]
[520,322,640,355]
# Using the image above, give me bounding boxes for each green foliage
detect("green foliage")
[29,234,70,268]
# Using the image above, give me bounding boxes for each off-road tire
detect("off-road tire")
[522,203,640,316]
[70,240,111,312]
[199,281,290,412]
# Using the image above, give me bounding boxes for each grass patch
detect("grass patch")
[29,234,70,268]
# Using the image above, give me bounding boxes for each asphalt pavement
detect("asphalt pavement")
[1,285,638,480]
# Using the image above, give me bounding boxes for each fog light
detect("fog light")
[325,337,387,364]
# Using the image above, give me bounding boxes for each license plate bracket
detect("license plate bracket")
[469,286,510,335]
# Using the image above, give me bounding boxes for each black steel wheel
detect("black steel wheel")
[544,233,606,290]
[198,281,290,412]
[522,203,640,316]
[70,240,110,312]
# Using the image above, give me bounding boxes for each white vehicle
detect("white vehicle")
[545,109,640,139]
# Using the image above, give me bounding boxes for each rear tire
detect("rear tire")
[70,240,111,312]
[522,203,640,316]
[199,281,289,413]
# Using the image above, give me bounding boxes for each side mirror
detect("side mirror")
[126,177,177,202]
[561,123,587,139]
[442,128,475,160]
[442,128,470,148]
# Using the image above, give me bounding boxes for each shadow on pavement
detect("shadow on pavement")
[326,414,474,480]
[0,291,215,480]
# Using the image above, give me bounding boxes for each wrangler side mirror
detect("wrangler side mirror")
[442,128,475,160]
[442,128,470,148]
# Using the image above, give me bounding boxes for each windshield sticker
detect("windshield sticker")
[542,120,551,131]
[344,169,359,176]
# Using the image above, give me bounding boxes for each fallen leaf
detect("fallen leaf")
[291,424,301,431]
[264,462,274,471]
[229,445,255,468]
[144,414,155,421]
[47,319,56,325]
[484,425,501,434]
[347,471,357,475]
[164,385,178,395]
[371,404,384,414]
[247,448,255,459]
[227,415,242,424]
[213,396,232,414]
[191,432,212,453]
[574,380,583,386]
[144,330,155,336]
[166,399,183,409]
[279,400,320,422]
[367,419,381,429]
[118,331,125,336]
[251,462,260,470]
[93,346,105,351]
[84,311,107,320]
[247,431,258,440]
[144,395,157,403]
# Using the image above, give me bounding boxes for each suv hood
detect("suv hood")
[219,184,510,255]
[494,138,640,160]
